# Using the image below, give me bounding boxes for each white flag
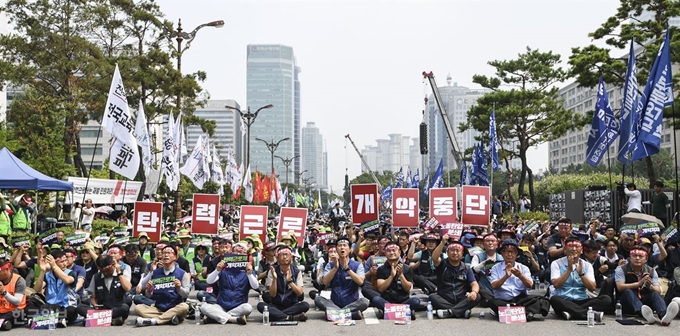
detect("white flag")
[180,136,208,189]
[232,157,244,190]
[109,137,140,179]
[102,65,136,148]
[280,186,288,206]
[211,145,225,195]
[243,164,253,202]
[276,180,285,206]
[145,167,162,195]
[134,101,153,169]
[225,150,239,191]
[162,115,179,191]
[202,136,211,180]
[318,189,322,209]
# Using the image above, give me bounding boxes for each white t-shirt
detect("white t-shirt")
[81,206,95,225]
[624,189,642,212]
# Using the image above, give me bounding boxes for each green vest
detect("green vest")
[193,258,206,281]
[180,244,195,262]
[140,246,153,263]
[12,207,30,231]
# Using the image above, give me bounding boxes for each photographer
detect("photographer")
[624,183,642,213]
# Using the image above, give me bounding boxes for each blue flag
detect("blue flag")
[489,108,500,172]
[585,75,619,167]
[430,159,444,189]
[290,190,297,208]
[395,167,404,188]
[633,26,673,161]
[477,143,489,186]
[411,169,420,189]
[470,146,478,186]
[381,179,393,201]
[423,172,430,197]
[459,164,468,187]
[405,169,412,189]
[617,40,640,165]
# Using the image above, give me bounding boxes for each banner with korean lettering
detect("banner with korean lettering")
[384,303,411,321]
[277,207,308,243]
[351,184,379,224]
[391,188,419,228]
[133,202,162,242]
[85,309,112,327]
[239,205,268,243]
[192,194,220,234]
[429,188,458,224]
[65,177,142,204]
[461,185,491,227]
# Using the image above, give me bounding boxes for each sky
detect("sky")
[158,0,621,193]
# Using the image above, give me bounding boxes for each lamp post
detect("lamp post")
[275,155,299,186]
[255,137,290,175]
[225,104,274,179]
[171,18,224,221]
[295,170,307,186]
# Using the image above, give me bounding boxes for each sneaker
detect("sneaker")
[562,311,571,320]
[136,317,152,327]
[236,316,247,325]
[309,290,318,300]
[436,309,451,319]
[489,310,497,317]
[596,311,603,323]
[410,310,416,321]
[0,320,11,331]
[111,317,124,326]
[58,318,67,328]
[422,288,430,295]
[463,309,471,319]
[642,305,656,324]
[376,309,384,319]
[170,315,184,325]
[526,312,534,322]
[291,313,308,322]
[662,301,679,326]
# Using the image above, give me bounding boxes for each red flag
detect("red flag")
[253,169,262,203]
[262,175,271,203]
[233,187,241,200]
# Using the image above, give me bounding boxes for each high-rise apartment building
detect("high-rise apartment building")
[185,99,242,162]
[246,44,299,184]
[302,122,327,191]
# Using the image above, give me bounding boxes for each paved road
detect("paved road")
[7,280,670,336]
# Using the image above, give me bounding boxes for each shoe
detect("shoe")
[410,310,416,321]
[463,309,471,319]
[236,316,247,325]
[526,312,534,322]
[309,290,318,300]
[436,309,451,319]
[58,318,67,328]
[562,311,571,320]
[642,305,656,324]
[0,320,11,331]
[111,317,124,326]
[422,288,430,295]
[291,313,308,322]
[662,301,679,326]
[136,317,152,327]
[376,309,384,319]
[595,311,603,323]
[489,310,497,317]
[170,315,184,325]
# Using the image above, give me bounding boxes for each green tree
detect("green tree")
[462,47,589,208]
[568,0,680,187]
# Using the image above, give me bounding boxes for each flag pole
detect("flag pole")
[673,104,679,219]
[78,126,104,230]
[606,150,613,189]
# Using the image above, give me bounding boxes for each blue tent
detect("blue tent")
[0,147,73,191]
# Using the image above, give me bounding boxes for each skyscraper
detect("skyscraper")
[186,99,242,162]
[246,44,299,183]
[302,122,326,191]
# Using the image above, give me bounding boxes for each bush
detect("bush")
[91,219,119,238]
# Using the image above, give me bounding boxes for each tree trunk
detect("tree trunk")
[527,167,534,212]
[73,131,88,177]
[503,156,515,207]
[645,156,656,188]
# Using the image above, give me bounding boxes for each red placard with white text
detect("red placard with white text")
[277,207,308,243]
[133,202,162,242]
[239,205,269,242]
[429,188,458,224]
[391,188,419,228]
[351,184,379,224]
[192,194,220,234]
[461,185,491,226]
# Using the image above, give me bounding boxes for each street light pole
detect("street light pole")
[255,137,290,175]
[225,104,274,182]
[295,170,307,186]
[275,155,299,186]
[171,18,224,221]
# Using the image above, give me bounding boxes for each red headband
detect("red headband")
[108,247,121,254]
[447,243,464,251]
[630,249,648,258]
[162,246,177,255]
[566,241,582,247]
[0,263,12,271]
[385,245,400,252]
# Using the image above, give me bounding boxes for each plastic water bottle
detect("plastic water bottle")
[615,301,622,320]
[426,301,433,320]
[48,310,56,330]
[479,311,485,319]
[587,307,594,327]
[263,306,270,325]
[258,294,263,303]
[533,276,539,290]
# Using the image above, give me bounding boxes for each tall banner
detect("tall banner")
[133,201,162,242]
[461,185,490,227]
[351,184,379,224]
[239,205,268,243]
[391,188,419,228]
[429,188,458,224]
[192,194,220,234]
[66,177,142,204]
[277,207,308,243]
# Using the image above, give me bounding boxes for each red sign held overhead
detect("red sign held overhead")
[461,185,491,227]
[239,205,269,243]
[133,202,162,242]
[429,188,457,224]
[392,188,419,228]
[351,184,379,224]
[278,207,308,243]
[192,194,220,235]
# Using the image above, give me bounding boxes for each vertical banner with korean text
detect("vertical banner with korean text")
[351,184,379,224]
[391,188,419,228]
[192,194,220,234]
[461,185,491,227]
[277,207,308,243]
[133,202,162,242]
[429,188,457,224]
[239,205,269,243]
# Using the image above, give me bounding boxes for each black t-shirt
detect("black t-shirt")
[177,256,191,274]
[123,256,148,287]
[376,262,413,303]
[435,260,475,304]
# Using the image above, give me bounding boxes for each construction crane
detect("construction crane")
[423,71,463,169]
[344,134,383,190]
